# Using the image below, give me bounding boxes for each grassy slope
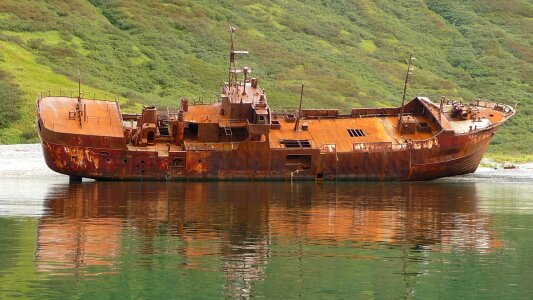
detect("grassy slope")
[0,0,531,160]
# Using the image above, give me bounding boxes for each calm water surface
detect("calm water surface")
[0,178,532,299]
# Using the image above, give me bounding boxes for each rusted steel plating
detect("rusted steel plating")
[36,28,516,181]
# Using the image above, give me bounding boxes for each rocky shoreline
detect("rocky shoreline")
[1,144,531,181]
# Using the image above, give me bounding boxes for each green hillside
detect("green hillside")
[0,0,531,160]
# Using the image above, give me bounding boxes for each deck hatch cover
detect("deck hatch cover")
[347,129,365,137]
[280,139,312,148]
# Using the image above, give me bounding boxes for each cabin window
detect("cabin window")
[256,114,268,124]
[280,139,311,148]
[347,129,365,137]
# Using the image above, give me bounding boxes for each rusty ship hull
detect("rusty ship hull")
[36,30,514,181]
[37,94,514,181]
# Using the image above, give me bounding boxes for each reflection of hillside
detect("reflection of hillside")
[36,182,500,293]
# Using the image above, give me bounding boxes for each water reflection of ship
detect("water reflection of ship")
[268,183,502,252]
[36,182,500,295]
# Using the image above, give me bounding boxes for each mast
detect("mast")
[228,26,236,87]
[398,54,415,131]
[227,26,249,91]
[294,84,304,131]
[76,69,83,128]
[77,69,81,102]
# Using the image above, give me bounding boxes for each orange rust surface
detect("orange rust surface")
[35,25,516,182]
[184,103,227,123]
[183,84,264,123]
[39,97,123,138]
[127,142,181,156]
[270,115,436,152]
[37,94,515,181]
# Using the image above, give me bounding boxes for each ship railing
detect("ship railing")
[391,143,410,151]
[352,137,440,152]
[353,142,393,152]
[319,144,337,153]
[86,115,123,125]
[350,108,399,118]
[158,107,182,119]
[191,98,217,105]
[472,99,498,109]
[41,115,122,129]
[40,119,70,131]
[218,119,249,127]
[472,99,516,116]
[271,109,298,116]
[185,142,239,151]
[41,119,66,131]
[38,90,120,102]
[184,115,222,123]
[184,115,248,126]
[271,108,411,119]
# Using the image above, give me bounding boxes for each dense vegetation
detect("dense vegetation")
[0,0,531,160]
[0,70,22,128]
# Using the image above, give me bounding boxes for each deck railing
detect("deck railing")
[38,90,120,102]
[185,142,239,151]
[352,136,440,153]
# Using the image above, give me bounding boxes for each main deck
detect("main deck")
[268,115,437,152]
[37,95,440,155]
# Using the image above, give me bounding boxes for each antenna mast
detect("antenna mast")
[398,53,415,131]
[228,26,236,87]
[77,69,81,102]
[227,26,249,91]
[294,84,305,131]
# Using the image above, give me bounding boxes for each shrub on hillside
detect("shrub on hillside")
[0,70,23,128]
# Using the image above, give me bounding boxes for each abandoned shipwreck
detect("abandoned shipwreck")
[36,32,515,181]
